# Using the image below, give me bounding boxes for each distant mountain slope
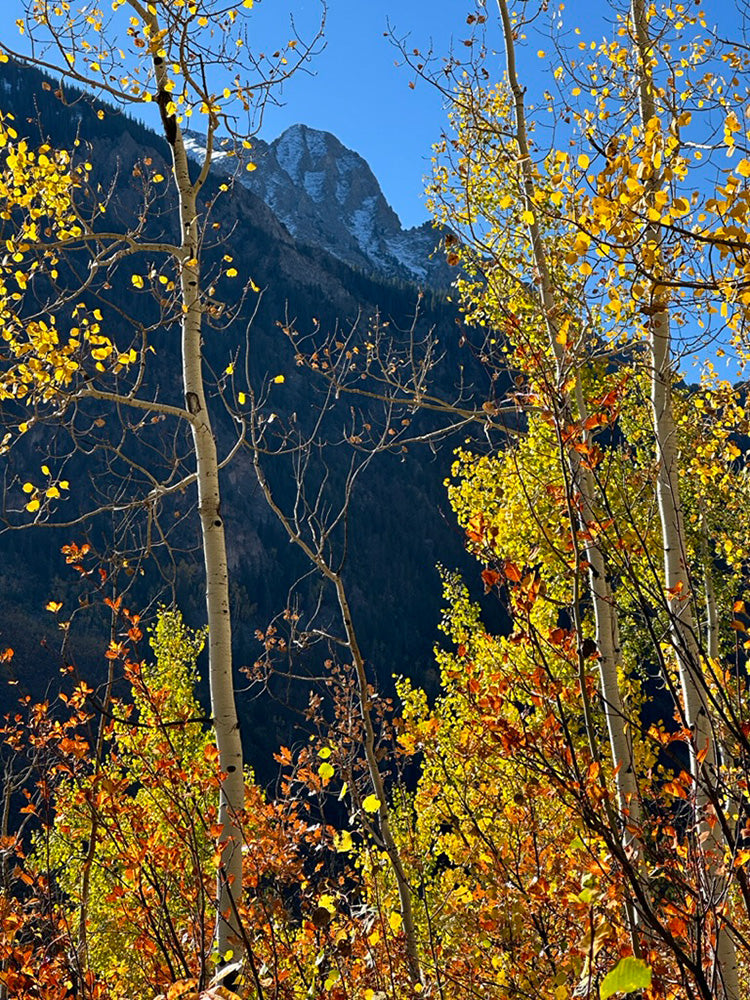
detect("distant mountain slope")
[0,59,498,777]
[184,124,452,288]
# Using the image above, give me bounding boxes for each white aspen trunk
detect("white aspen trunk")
[136,1,245,964]
[496,0,640,832]
[174,126,244,970]
[702,523,719,665]
[630,2,738,995]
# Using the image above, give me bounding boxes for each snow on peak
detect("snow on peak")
[300,125,328,159]
[274,125,306,180]
[274,124,331,182]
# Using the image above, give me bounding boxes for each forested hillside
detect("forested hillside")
[3,3,750,1000]
[0,58,497,768]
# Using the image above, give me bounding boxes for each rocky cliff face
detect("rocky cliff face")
[183,124,451,288]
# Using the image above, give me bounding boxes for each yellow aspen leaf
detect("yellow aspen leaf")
[362,793,380,813]
[225,363,234,375]
[246,162,257,171]
[21,482,34,493]
[131,274,144,289]
[238,391,246,405]
[334,830,353,852]
[318,762,334,780]
[25,498,40,512]
[226,268,238,277]
[388,911,403,933]
[41,465,50,476]
[577,153,590,169]
[318,746,332,759]
[45,486,61,499]
[59,481,69,490]
[272,374,285,384]
[46,601,63,612]
[736,158,750,177]
[521,210,535,225]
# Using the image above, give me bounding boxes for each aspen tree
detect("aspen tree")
[630,1,739,993]
[0,0,320,970]
[418,0,750,993]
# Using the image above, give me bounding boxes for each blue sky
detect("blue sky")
[4,0,619,229]
[245,0,613,229]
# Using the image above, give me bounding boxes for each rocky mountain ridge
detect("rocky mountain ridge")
[183,123,452,288]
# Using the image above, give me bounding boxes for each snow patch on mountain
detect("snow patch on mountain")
[386,234,430,282]
[274,127,305,180]
[182,133,233,162]
[350,197,379,254]
[303,170,326,202]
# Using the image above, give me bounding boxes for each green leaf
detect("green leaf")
[600,957,652,999]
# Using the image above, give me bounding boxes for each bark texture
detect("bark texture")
[630,2,738,994]
[135,0,245,963]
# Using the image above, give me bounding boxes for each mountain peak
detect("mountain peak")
[184,124,450,287]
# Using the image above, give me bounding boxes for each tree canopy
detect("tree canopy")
[5,2,750,999]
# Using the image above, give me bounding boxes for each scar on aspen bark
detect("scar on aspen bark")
[156,88,177,146]
[186,392,201,414]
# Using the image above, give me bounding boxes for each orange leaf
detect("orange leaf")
[504,561,522,583]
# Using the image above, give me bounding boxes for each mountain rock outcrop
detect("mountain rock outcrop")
[184,124,452,288]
